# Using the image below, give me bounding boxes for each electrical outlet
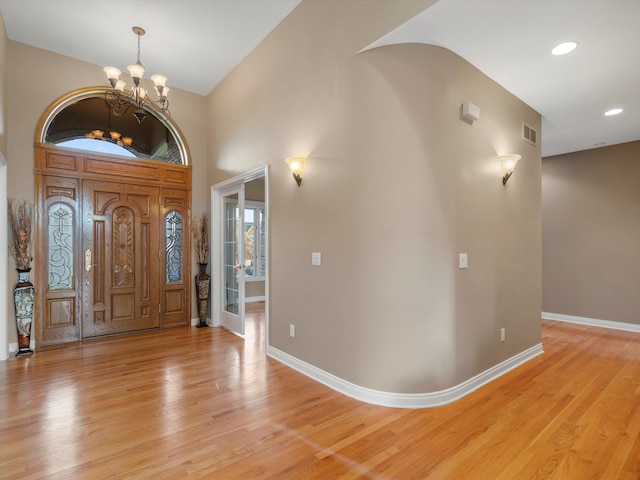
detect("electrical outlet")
[289,324,295,338]
[500,328,506,342]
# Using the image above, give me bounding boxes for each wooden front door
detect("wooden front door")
[82,181,160,337]
[35,145,192,346]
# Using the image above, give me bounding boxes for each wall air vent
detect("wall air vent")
[522,122,537,146]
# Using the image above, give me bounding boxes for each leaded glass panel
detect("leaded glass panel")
[48,203,74,290]
[165,211,183,283]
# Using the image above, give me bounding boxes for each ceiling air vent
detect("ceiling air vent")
[522,122,537,146]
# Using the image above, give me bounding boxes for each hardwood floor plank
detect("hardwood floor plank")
[1,311,640,479]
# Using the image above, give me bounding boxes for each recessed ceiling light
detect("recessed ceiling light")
[551,41,578,56]
[604,108,623,116]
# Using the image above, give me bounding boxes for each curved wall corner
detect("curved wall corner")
[205,2,541,401]
[325,43,542,394]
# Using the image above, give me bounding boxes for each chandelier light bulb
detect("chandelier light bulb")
[151,74,167,88]
[103,66,122,82]
[127,62,145,81]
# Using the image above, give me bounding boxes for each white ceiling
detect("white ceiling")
[1,0,638,157]
[367,0,640,157]
[0,0,301,96]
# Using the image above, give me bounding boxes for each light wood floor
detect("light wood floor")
[1,306,639,479]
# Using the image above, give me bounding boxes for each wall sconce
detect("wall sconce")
[499,154,521,186]
[285,156,306,186]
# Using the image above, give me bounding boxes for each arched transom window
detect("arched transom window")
[37,87,189,165]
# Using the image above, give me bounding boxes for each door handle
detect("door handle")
[85,249,94,272]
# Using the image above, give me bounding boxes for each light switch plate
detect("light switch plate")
[312,252,321,266]
[459,253,468,269]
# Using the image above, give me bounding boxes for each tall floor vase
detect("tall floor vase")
[14,269,35,356]
[195,263,210,328]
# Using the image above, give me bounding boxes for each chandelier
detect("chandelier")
[103,26,169,123]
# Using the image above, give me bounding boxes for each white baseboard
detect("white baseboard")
[191,317,212,327]
[8,339,36,355]
[542,312,640,333]
[267,343,543,409]
[245,296,265,303]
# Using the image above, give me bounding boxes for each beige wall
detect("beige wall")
[542,141,640,325]
[0,9,7,156]
[207,1,541,393]
[4,41,208,346]
[245,178,264,202]
[0,11,7,359]
[245,281,265,299]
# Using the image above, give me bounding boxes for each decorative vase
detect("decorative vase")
[195,263,210,328]
[14,269,35,356]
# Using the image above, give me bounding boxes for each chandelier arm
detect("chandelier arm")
[140,97,170,115]
[138,78,167,103]
[104,91,134,117]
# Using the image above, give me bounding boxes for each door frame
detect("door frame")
[211,165,269,349]
[35,145,192,345]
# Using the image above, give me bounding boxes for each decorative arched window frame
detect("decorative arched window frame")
[34,87,191,166]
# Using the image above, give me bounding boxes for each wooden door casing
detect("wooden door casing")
[35,145,192,346]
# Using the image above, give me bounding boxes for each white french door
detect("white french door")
[212,165,268,345]
[218,184,246,335]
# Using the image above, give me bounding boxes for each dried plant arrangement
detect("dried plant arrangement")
[8,199,34,271]
[191,213,209,264]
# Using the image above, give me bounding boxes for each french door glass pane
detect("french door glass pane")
[258,207,266,278]
[224,194,239,315]
[244,207,255,276]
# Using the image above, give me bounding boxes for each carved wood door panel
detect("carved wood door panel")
[82,180,160,338]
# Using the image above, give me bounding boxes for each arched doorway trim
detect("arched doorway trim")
[34,86,191,166]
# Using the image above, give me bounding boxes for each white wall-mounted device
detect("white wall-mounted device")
[462,102,480,122]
